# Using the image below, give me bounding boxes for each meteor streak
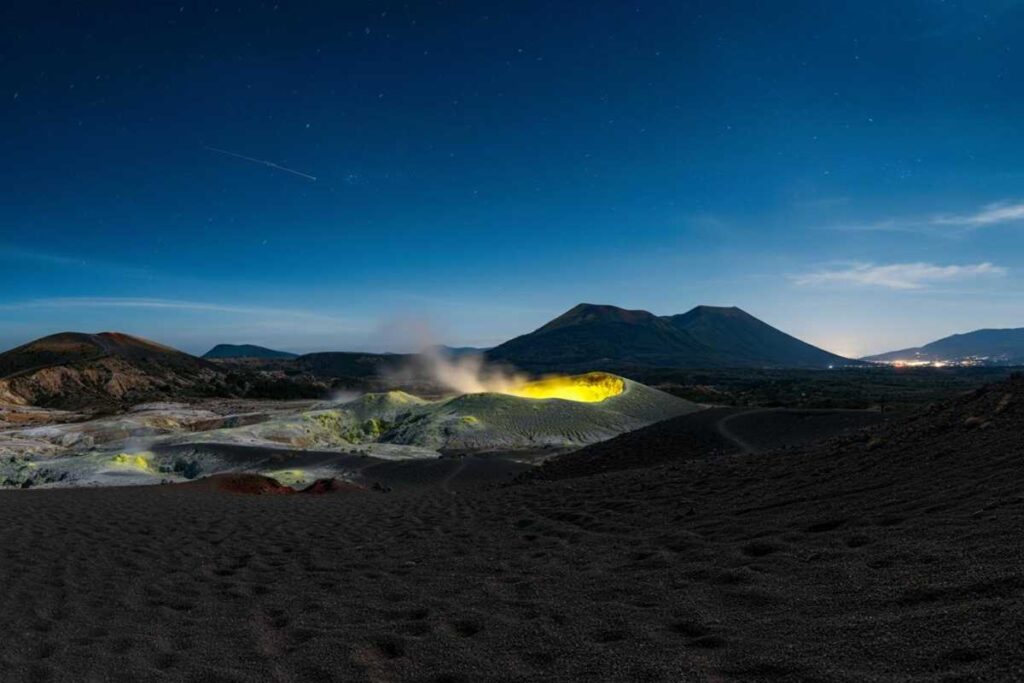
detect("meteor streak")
[204,146,317,181]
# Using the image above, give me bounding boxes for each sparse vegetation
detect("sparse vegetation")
[171,458,202,479]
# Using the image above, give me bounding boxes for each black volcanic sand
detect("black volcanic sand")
[714,407,886,453]
[1,387,1022,680]
[532,407,885,481]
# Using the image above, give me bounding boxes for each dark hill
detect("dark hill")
[0,332,222,409]
[0,331,211,378]
[294,351,412,379]
[0,332,330,409]
[536,303,666,332]
[487,303,720,371]
[487,303,850,371]
[203,344,298,360]
[434,345,487,357]
[866,327,1024,364]
[666,305,847,367]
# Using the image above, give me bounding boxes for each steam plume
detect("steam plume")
[412,346,527,395]
[374,317,527,395]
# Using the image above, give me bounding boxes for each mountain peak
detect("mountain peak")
[689,304,742,313]
[0,331,188,376]
[538,304,662,333]
[678,305,748,319]
[664,307,848,367]
[0,331,216,409]
[203,344,297,360]
[488,303,850,371]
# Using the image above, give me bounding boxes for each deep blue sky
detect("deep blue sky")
[2,1,1023,357]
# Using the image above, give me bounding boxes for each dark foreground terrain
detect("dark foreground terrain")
[0,383,1021,681]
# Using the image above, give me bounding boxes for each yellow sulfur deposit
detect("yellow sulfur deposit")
[111,452,153,471]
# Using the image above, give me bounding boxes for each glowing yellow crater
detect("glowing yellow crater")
[506,372,625,403]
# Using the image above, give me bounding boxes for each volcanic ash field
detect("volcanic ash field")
[0,373,699,488]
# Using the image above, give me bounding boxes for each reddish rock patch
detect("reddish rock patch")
[183,474,295,495]
[299,478,365,495]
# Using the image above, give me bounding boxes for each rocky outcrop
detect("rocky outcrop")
[0,356,224,409]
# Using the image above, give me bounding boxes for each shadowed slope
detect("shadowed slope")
[487,303,721,371]
[666,305,848,368]
[0,332,220,409]
[0,332,207,378]
[488,303,852,371]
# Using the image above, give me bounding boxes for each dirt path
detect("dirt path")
[440,456,469,494]
[715,407,884,455]
[713,408,772,454]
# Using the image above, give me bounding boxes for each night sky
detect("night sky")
[2,1,1023,357]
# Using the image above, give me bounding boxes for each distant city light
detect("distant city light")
[879,356,990,369]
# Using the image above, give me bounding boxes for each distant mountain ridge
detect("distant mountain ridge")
[0,332,338,409]
[434,345,488,357]
[0,332,420,408]
[865,327,1024,364]
[204,344,297,359]
[666,305,845,367]
[0,332,222,409]
[0,332,210,378]
[293,351,410,378]
[487,303,850,371]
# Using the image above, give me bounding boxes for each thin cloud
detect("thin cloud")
[0,247,88,267]
[791,262,1007,290]
[823,200,1024,234]
[930,201,1024,228]
[0,297,363,326]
